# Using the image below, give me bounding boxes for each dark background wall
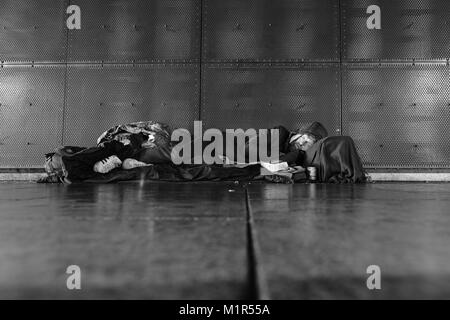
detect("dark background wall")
[0,0,449,168]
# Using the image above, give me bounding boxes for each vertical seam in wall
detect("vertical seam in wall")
[198,0,203,121]
[61,0,70,145]
[338,0,343,136]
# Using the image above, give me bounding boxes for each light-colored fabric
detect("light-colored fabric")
[289,133,302,144]
[97,121,172,149]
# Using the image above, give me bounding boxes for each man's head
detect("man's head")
[288,122,328,152]
[288,133,317,151]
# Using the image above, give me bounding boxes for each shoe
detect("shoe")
[122,158,151,170]
[93,155,122,174]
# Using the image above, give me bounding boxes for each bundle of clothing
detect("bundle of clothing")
[40,121,367,184]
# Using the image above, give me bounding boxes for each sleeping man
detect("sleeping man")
[41,121,366,184]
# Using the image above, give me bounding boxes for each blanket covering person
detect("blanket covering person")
[40,121,367,184]
[304,136,366,183]
[97,121,171,149]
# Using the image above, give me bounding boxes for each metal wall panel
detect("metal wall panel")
[342,64,450,167]
[343,0,450,61]
[0,65,65,167]
[63,64,199,147]
[203,0,339,62]
[202,64,340,133]
[0,0,68,62]
[1,0,449,169]
[67,0,200,62]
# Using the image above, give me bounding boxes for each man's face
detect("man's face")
[289,134,316,151]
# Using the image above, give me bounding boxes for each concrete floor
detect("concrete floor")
[0,181,449,299]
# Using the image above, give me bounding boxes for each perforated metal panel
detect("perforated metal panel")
[0,0,68,62]
[342,0,450,60]
[342,64,450,168]
[0,65,65,167]
[64,64,199,147]
[1,0,450,170]
[203,0,339,62]
[202,64,340,133]
[67,0,200,62]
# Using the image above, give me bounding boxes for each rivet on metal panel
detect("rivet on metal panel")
[403,22,414,30]
[164,24,176,32]
[233,23,242,31]
[234,103,240,108]
[296,24,306,31]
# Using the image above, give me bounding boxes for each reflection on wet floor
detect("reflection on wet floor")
[0,182,248,299]
[248,183,450,299]
[0,182,449,299]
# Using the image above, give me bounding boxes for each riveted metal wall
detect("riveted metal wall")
[2,0,450,169]
[0,0,201,167]
[0,65,65,167]
[342,0,450,61]
[342,0,450,168]
[202,64,340,132]
[0,0,68,62]
[64,64,199,147]
[342,63,450,168]
[201,0,341,168]
[203,0,339,62]
[67,0,201,62]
